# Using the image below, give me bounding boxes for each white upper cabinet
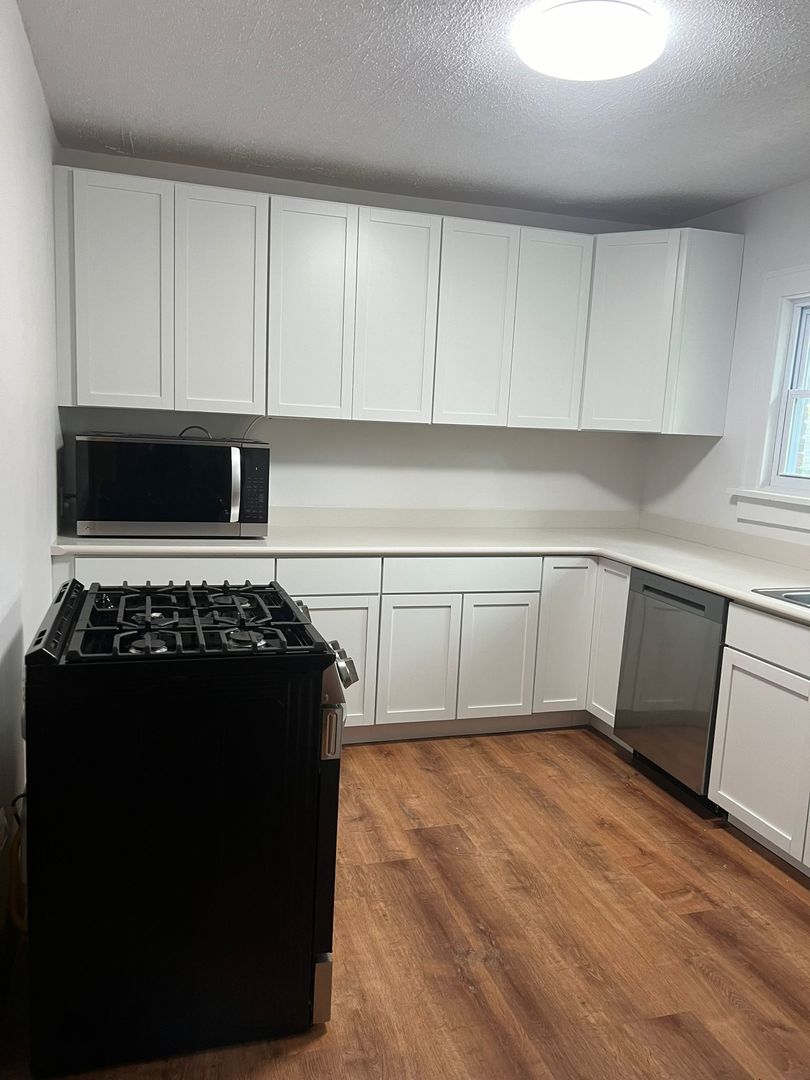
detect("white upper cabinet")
[581,228,743,434]
[174,185,268,414]
[72,170,174,409]
[508,230,594,430]
[581,230,680,432]
[433,218,520,426]
[353,207,441,423]
[268,197,358,419]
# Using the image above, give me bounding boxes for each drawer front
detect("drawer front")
[726,603,810,677]
[276,557,381,595]
[382,556,543,594]
[74,556,276,586]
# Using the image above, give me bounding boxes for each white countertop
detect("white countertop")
[52,526,810,626]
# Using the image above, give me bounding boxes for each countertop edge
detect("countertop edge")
[50,532,810,628]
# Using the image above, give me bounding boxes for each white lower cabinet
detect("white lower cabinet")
[295,594,379,729]
[709,647,810,858]
[534,558,597,712]
[457,593,539,719]
[586,559,631,726]
[376,594,462,724]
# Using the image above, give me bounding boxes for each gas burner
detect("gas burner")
[127,633,171,656]
[210,593,254,608]
[227,628,268,650]
[131,611,173,627]
[96,593,116,611]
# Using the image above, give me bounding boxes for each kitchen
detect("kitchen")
[4,0,810,1076]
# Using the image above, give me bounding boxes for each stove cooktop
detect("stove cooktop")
[27,580,331,665]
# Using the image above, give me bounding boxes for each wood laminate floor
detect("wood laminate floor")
[4,728,810,1079]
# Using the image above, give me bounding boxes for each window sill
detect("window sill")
[729,488,810,533]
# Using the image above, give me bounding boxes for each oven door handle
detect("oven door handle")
[230,447,241,523]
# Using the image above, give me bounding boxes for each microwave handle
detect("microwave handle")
[230,447,241,523]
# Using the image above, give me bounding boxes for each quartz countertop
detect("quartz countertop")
[52,526,810,626]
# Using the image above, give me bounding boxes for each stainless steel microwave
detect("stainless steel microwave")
[74,434,270,538]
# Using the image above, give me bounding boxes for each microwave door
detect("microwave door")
[76,440,238,537]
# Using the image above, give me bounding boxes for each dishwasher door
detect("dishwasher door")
[614,570,727,796]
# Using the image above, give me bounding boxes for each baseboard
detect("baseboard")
[343,710,589,745]
[586,714,633,751]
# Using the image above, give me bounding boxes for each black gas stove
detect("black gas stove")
[27,578,333,664]
[25,578,354,1077]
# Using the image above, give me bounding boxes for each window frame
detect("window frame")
[769,299,810,492]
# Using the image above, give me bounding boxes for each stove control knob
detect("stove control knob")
[336,655,359,689]
[329,639,348,660]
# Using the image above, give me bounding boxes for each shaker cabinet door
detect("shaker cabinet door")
[376,594,462,724]
[73,170,174,409]
[268,197,358,419]
[353,207,440,423]
[534,558,597,712]
[586,559,631,726]
[174,185,268,414]
[581,230,681,432]
[710,648,810,858]
[295,595,380,729]
[457,593,539,719]
[509,229,593,430]
[433,218,520,427]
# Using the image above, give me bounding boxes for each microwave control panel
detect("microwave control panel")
[241,447,270,524]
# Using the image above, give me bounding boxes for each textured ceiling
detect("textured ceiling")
[16,0,810,225]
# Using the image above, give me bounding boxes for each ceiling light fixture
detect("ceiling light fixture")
[510,0,669,82]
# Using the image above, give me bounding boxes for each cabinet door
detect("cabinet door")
[534,558,597,712]
[73,170,174,409]
[508,230,593,430]
[433,218,520,427]
[710,648,810,858]
[458,593,539,719]
[581,231,681,432]
[268,197,358,419]
[376,594,462,724]
[586,559,631,726]
[296,595,380,729]
[175,185,268,414]
[353,207,440,423]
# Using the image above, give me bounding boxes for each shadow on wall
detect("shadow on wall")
[0,599,24,811]
[59,408,648,510]
[641,435,722,508]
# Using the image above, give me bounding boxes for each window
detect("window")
[771,302,810,490]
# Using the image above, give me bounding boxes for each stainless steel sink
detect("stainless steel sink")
[753,587,810,608]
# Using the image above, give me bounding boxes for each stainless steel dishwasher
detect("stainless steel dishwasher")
[614,570,727,797]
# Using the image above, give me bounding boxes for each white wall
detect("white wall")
[643,175,810,543]
[0,0,57,810]
[59,408,646,519]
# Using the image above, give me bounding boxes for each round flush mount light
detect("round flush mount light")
[510,0,669,81]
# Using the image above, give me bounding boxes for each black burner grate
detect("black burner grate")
[65,580,329,662]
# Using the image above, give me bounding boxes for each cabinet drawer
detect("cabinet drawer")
[276,557,381,595]
[74,556,276,586]
[726,603,810,677]
[382,557,543,594]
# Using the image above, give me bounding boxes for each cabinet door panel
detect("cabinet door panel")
[73,171,174,409]
[458,593,539,719]
[296,595,379,728]
[175,185,268,413]
[353,208,440,423]
[376,595,461,724]
[268,197,357,419]
[581,231,681,432]
[710,648,810,858]
[433,218,519,426]
[509,230,593,430]
[586,559,631,726]
[534,558,597,712]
